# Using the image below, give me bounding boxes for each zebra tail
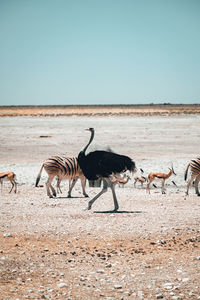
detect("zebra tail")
[184,163,190,181]
[35,164,44,187]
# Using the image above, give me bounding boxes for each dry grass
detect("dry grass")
[0,104,200,117]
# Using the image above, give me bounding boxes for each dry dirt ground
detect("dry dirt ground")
[0,110,200,299]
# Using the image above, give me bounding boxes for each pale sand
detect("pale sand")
[0,115,200,299]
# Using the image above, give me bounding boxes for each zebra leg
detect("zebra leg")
[186,175,195,195]
[87,179,108,210]
[56,177,62,194]
[50,184,56,197]
[46,176,56,198]
[67,178,78,197]
[194,175,200,196]
[80,177,89,197]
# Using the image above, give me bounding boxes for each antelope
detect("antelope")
[0,172,17,193]
[134,168,147,188]
[146,165,176,194]
[134,175,147,187]
[109,173,131,187]
[118,174,131,187]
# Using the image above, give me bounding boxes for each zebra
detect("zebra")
[35,156,89,198]
[184,157,200,196]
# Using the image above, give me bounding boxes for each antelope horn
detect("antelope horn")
[171,163,176,175]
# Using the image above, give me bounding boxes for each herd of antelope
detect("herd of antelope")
[1,156,200,197]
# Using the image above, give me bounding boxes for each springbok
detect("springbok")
[109,172,131,187]
[133,168,147,188]
[146,165,176,194]
[0,172,17,193]
[134,175,147,187]
[118,174,131,187]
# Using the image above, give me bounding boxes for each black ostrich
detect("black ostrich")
[78,128,136,211]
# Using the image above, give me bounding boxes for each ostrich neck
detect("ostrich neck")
[82,130,94,154]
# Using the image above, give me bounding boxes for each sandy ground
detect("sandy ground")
[0,114,200,299]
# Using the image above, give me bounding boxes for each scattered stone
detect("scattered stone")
[150,241,156,245]
[156,293,164,299]
[138,290,144,298]
[47,289,55,292]
[3,233,12,237]
[57,282,68,288]
[160,238,166,244]
[182,278,189,282]
[114,285,122,289]
[163,282,173,290]
[80,276,85,281]
[97,269,105,274]
[105,262,112,268]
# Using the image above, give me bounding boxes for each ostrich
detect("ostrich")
[78,128,136,211]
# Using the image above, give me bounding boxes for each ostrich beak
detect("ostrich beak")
[85,127,94,131]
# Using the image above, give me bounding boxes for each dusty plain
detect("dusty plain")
[0,105,200,300]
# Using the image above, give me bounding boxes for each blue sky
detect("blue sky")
[0,0,199,105]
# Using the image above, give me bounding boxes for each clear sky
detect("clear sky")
[0,0,200,105]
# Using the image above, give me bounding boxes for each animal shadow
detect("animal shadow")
[56,196,87,199]
[93,210,143,214]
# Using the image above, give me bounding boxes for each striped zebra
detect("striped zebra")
[35,156,89,198]
[184,157,200,196]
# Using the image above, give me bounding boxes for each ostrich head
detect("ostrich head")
[79,128,95,155]
[85,127,94,132]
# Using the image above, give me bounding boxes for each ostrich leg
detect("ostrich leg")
[80,177,89,197]
[108,180,119,211]
[87,179,108,210]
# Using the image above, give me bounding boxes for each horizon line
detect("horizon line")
[0,103,200,108]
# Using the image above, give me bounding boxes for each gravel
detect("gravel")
[0,115,200,299]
